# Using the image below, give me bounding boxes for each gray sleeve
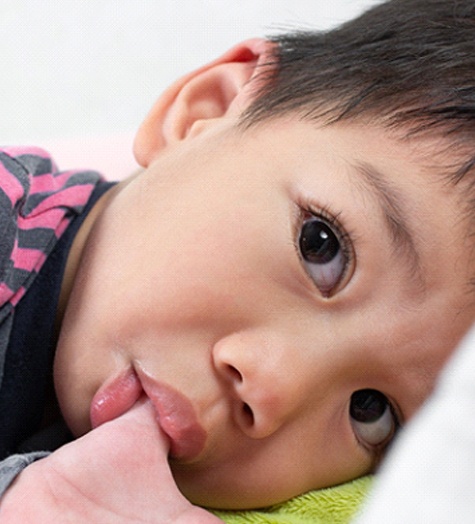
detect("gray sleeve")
[0,452,49,497]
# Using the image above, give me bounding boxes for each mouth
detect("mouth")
[90,365,207,461]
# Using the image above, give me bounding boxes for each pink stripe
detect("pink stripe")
[27,185,94,217]
[0,282,13,306]
[10,244,47,273]
[17,208,65,230]
[2,146,51,160]
[1,146,58,174]
[29,170,76,195]
[9,286,27,307]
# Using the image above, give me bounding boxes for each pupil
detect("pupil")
[300,220,340,264]
[350,389,387,423]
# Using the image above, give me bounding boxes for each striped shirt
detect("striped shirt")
[0,146,102,387]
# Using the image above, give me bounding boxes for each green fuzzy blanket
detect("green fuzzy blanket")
[211,476,373,524]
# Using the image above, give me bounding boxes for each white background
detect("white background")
[0,0,378,143]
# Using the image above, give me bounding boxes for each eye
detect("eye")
[349,389,398,450]
[298,215,351,296]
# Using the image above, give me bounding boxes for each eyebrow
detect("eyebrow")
[350,161,426,294]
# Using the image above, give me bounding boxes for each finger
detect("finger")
[94,397,171,456]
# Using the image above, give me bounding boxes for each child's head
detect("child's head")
[53,0,475,510]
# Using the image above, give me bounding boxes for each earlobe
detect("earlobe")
[133,38,273,167]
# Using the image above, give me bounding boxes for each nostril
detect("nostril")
[226,364,243,383]
[242,403,254,427]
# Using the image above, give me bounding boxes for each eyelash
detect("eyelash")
[294,199,355,295]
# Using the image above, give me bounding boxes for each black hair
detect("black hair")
[242,0,475,195]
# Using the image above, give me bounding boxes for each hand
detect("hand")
[0,400,223,523]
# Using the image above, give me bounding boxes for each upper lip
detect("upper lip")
[135,364,207,461]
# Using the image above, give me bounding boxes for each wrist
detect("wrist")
[0,457,94,524]
[0,460,48,523]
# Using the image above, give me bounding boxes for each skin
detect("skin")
[48,39,475,510]
[0,401,223,523]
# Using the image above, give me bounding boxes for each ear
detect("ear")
[133,38,273,167]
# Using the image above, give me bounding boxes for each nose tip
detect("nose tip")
[213,338,290,439]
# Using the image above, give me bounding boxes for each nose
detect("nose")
[212,331,304,439]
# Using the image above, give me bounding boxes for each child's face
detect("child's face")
[54,115,474,509]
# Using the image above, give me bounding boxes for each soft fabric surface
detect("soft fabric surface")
[212,476,373,524]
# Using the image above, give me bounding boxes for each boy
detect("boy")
[1,0,475,521]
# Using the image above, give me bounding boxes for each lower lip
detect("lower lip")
[90,367,143,429]
[137,369,207,461]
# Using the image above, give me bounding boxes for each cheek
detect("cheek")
[104,218,278,331]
